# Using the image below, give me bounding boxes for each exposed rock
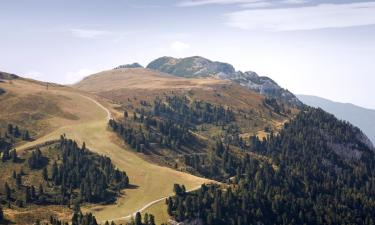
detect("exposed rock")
[147,56,235,78]
[0,71,18,80]
[147,56,302,107]
[114,63,143,69]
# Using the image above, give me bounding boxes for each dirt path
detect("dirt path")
[109,185,203,222]
[16,91,211,223]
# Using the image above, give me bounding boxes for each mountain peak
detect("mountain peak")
[147,56,236,78]
[114,63,143,70]
[147,56,301,107]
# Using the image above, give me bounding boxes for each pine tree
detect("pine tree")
[39,183,44,195]
[43,167,48,181]
[4,182,11,200]
[2,149,10,161]
[0,205,3,222]
[135,212,142,225]
[7,124,13,135]
[22,130,30,141]
[11,149,17,162]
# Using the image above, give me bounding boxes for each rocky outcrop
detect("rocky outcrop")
[0,71,18,80]
[114,63,143,69]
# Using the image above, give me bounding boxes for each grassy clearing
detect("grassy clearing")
[142,200,169,225]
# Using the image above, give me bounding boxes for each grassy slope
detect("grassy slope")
[74,68,293,140]
[0,78,96,137]
[13,84,211,223]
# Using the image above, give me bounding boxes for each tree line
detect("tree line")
[36,211,157,225]
[0,123,30,152]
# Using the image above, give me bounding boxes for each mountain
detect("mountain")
[75,67,296,180]
[298,94,375,144]
[2,65,375,225]
[114,62,143,69]
[147,56,302,107]
[0,71,211,224]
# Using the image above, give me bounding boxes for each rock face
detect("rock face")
[147,56,302,106]
[114,63,143,69]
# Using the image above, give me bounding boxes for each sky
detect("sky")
[0,0,374,109]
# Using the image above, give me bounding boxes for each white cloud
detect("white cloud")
[70,28,112,39]
[226,2,375,31]
[170,41,190,52]
[65,69,93,84]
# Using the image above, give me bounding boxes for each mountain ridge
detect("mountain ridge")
[145,56,302,107]
[299,94,375,144]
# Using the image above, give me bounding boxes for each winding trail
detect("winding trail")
[109,185,204,222]
[17,91,212,223]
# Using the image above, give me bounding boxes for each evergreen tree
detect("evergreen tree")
[0,206,3,222]
[42,167,48,181]
[135,212,142,225]
[11,149,17,162]
[4,182,11,200]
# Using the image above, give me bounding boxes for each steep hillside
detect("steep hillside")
[147,56,301,107]
[299,94,375,144]
[167,108,375,225]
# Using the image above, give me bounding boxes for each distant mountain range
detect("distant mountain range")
[114,56,302,107]
[298,95,375,144]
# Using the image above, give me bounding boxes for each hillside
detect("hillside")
[2,68,373,225]
[146,56,302,107]
[167,108,375,225]
[0,73,91,138]
[0,137,129,224]
[299,95,375,144]
[74,67,296,180]
[0,71,212,224]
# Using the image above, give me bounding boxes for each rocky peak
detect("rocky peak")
[147,56,235,78]
[114,63,143,69]
[147,56,302,107]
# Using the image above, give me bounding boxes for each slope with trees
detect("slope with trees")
[0,136,130,224]
[167,108,375,225]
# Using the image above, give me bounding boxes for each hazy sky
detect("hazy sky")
[0,0,374,109]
